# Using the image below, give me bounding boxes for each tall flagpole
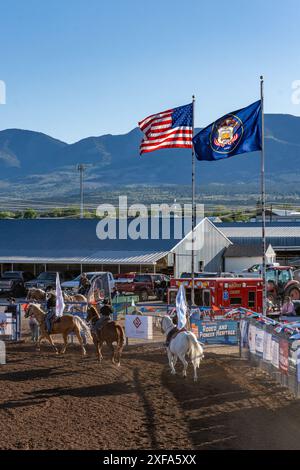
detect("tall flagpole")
[191,95,196,306]
[260,76,267,315]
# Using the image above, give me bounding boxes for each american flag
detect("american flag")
[138,103,193,154]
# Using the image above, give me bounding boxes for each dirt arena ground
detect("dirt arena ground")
[1,334,300,450]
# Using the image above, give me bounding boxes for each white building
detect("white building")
[224,244,276,272]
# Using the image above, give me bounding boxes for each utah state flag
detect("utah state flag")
[193,100,262,161]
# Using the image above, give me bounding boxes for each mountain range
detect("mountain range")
[0,114,300,200]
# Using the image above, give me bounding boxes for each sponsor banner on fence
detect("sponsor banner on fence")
[125,315,153,340]
[297,349,300,383]
[248,324,256,354]
[255,327,264,357]
[240,320,249,348]
[279,339,289,374]
[271,336,280,369]
[263,332,272,362]
[193,320,238,345]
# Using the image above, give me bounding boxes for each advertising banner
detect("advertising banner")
[263,332,272,362]
[279,339,289,374]
[193,320,238,345]
[297,349,300,383]
[255,327,264,357]
[125,315,153,340]
[240,320,249,348]
[248,324,256,354]
[271,336,280,369]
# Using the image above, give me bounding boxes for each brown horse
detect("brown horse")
[26,288,47,302]
[86,305,126,366]
[63,292,88,313]
[25,303,92,356]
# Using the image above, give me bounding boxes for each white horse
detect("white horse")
[161,316,204,381]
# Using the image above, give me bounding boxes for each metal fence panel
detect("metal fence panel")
[0,303,22,341]
[240,316,300,398]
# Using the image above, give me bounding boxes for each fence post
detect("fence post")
[239,311,242,359]
[125,301,129,346]
[18,304,22,341]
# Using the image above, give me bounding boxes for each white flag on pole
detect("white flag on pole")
[56,272,65,317]
[176,284,187,329]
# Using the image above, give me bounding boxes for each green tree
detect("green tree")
[23,208,38,219]
[0,211,15,219]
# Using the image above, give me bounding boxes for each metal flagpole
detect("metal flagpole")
[191,95,196,306]
[260,76,267,316]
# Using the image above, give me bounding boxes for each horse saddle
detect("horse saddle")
[166,326,186,347]
[93,317,112,332]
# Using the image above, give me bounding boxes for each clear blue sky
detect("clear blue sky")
[1,0,300,143]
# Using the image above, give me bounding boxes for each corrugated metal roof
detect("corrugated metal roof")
[0,218,207,265]
[216,222,300,249]
[82,250,170,264]
[0,256,86,264]
[0,250,170,265]
[219,225,300,238]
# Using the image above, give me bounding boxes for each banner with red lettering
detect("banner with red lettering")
[279,339,289,374]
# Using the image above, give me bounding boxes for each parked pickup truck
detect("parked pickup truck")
[115,273,170,302]
[25,271,69,291]
[61,272,115,295]
[0,271,34,297]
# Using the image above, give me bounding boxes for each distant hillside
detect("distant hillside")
[0,114,300,198]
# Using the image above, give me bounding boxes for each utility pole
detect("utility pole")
[77,164,86,219]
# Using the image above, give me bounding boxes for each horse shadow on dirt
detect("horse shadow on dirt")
[26,381,135,400]
[160,353,252,449]
[132,367,159,449]
[124,348,165,366]
[0,367,70,382]
[0,381,135,412]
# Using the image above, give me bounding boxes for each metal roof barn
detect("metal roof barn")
[0,218,231,276]
[216,222,300,250]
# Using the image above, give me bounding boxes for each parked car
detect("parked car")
[114,273,170,302]
[0,271,34,297]
[25,271,69,291]
[61,272,115,295]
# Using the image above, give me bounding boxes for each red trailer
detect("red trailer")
[168,277,263,313]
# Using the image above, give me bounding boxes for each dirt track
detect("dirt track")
[2,336,300,450]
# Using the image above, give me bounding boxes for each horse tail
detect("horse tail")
[187,333,204,368]
[73,316,93,342]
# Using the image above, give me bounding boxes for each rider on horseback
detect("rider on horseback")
[78,273,91,296]
[96,298,113,330]
[165,312,179,347]
[45,293,56,334]
[89,298,113,332]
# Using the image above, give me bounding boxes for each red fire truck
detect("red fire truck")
[168,277,263,313]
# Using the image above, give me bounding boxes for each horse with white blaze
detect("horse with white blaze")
[161,315,204,381]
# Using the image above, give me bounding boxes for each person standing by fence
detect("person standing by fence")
[28,312,39,342]
[281,296,296,316]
